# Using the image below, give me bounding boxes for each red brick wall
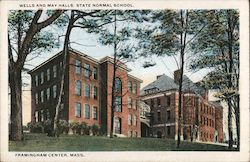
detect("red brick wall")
[103,61,141,137]
[68,52,100,126]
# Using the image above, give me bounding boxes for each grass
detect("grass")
[9,133,236,151]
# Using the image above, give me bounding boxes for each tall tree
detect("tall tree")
[85,10,148,137]
[189,10,239,149]
[8,10,63,141]
[136,10,207,148]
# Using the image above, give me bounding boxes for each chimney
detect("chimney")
[174,69,181,84]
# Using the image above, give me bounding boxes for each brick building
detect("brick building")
[28,48,142,137]
[140,71,223,143]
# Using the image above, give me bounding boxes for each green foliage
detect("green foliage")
[189,10,239,100]
[91,124,99,136]
[8,10,63,59]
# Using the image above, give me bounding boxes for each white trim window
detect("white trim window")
[128,97,132,108]
[35,75,38,86]
[93,106,97,120]
[75,60,81,74]
[46,88,50,100]
[85,104,90,119]
[75,80,81,96]
[85,84,90,97]
[35,93,38,104]
[41,72,44,84]
[132,83,137,94]
[53,65,57,78]
[53,85,57,98]
[40,90,44,103]
[47,68,50,81]
[75,102,81,118]
[128,114,132,125]
[84,63,90,77]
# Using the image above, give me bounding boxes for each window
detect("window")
[85,104,90,119]
[84,63,90,77]
[167,110,171,120]
[47,69,50,81]
[53,65,57,78]
[157,98,161,106]
[133,100,137,109]
[75,102,81,117]
[115,97,122,112]
[166,96,171,106]
[128,97,132,108]
[46,88,50,100]
[93,67,98,79]
[115,78,122,93]
[85,84,90,97]
[128,81,132,92]
[135,100,138,109]
[114,78,122,112]
[35,93,38,104]
[93,106,97,120]
[35,111,38,122]
[157,111,161,122]
[114,117,121,134]
[75,60,81,74]
[133,115,137,126]
[40,91,44,103]
[75,80,81,95]
[53,85,57,98]
[128,114,132,125]
[132,83,137,94]
[41,110,44,122]
[93,86,97,99]
[41,72,44,84]
[35,75,38,86]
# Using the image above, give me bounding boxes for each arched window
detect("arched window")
[114,77,122,112]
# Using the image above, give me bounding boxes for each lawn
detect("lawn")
[9,133,235,151]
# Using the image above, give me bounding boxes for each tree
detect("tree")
[87,10,148,137]
[8,10,63,141]
[189,10,239,149]
[136,10,207,148]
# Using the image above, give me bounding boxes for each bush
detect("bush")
[69,121,79,135]
[80,122,89,135]
[91,124,99,136]
[29,122,44,133]
[58,120,69,134]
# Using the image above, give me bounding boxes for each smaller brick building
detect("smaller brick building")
[140,71,223,143]
[28,48,142,137]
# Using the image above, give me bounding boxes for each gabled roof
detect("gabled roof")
[141,74,205,96]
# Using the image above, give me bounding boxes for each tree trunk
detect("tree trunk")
[227,99,233,149]
[52,11,74,137]
[110,10,117,138]
[9,68,23,141]
[235,95,240,150]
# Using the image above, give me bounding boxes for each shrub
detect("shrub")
[80,122,89,135]
[69,121,79,135]
[91,124,99,136]
[58,120,69,134]
[29,122,44,133]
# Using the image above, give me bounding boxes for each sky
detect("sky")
[23,19,208,89]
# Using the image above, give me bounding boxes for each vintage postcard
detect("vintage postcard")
[0,0,249,162]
